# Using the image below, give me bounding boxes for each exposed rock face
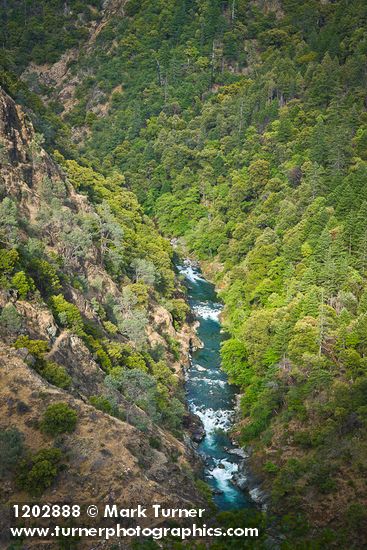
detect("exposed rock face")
[253,0,284,18]
[148,304,200,375]
[183,412,206,443]
[21,0,130,121]
[0,85,91,223]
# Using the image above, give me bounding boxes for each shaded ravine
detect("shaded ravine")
[177,259,253,510]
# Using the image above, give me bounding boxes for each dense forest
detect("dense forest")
[1,0,367,548]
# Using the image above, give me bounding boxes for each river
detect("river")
[177,259,253,511]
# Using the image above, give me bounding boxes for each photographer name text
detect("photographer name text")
[104,504,206,518]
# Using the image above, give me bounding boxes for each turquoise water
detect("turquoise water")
[177,260,252,510]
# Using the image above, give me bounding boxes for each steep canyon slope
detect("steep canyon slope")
[0,86,204,544]
[1,0,367,547]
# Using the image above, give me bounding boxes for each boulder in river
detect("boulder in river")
[227,448,249,459]
[183,411,206,442]
[192,430,205,443]
[232,473,248,490]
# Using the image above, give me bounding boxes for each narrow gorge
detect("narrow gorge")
[1,0,367,547]
[179,258,254,510]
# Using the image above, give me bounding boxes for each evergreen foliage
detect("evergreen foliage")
[16,448,64,496]
[41,403,78,435]
[2,0,367,543]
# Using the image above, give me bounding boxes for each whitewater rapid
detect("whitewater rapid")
[177,258,252,510]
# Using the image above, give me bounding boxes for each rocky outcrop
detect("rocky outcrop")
[148,304,200,375]
[183,412,206,444]
[0,85,92,224]
[21,0,130,122]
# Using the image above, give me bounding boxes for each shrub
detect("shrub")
[94,347,113,371]
[50,295,84,335]
[125,351,148,372]
[90,395,126,419]
[149,343,165,362]
[42,361,72,389]
[28,258,61,297]
[89,395,116,415]
[151,360,176,385]
[161,397,185,431]
[17,448,63,496]
[318,477,337,494]
[91,394,112,412]
[0,248,18,272]
[41,403,78,435]
[0,428,24,476]
[103,320,118,335]
[309,463,338,494]
[346,503,367,529]
[11,271,35,299]
[0,248,18,280]
[293,430,314,449]
[104,341,128,364]
[164,333,180,361]
[149,436,162,450]
[195,479,214,506]
[83,319,104,340]
[0,304,22,334]
[14,337,70,388]
[83,335,112,371]
[264,461,279,474]
[168,298,190,329]
[14,336,49,358]
[126,283,149,307]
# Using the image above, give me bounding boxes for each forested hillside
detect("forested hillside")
[0,57,208,549]
[1,0,367,547]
